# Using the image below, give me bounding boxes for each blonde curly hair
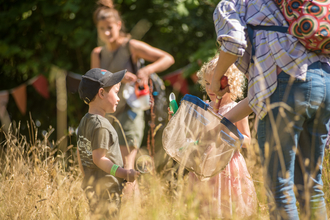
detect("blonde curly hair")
[197,54,245,101]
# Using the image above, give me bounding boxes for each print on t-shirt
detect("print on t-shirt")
[77,135,94,168]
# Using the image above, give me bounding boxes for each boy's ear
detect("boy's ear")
[98,88,104,99]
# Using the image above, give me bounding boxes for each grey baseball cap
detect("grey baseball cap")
[78,68,126,104]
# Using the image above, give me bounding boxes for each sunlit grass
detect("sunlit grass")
[0,122,329,219]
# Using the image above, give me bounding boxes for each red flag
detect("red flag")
[31,75,50,99]
[11,84,27,115]
[190,72,198,83]
[0,91,9,119]
[163,69,189,95]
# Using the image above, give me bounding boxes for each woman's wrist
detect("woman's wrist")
[140,65,154,77]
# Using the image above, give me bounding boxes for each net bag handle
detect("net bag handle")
[181,94,244,146]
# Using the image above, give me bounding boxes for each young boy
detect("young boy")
[77,68,140,218]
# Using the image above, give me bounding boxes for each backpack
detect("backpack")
[274,0,330,54]
[131,58,171,174]
[148,71,168,125]
[132,58,168,126]
[248,0,330,62]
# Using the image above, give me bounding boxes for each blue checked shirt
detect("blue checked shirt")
[213,0,330,119]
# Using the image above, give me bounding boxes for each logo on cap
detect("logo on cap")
[101,69,107,75]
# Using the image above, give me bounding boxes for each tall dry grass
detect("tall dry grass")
[0,123,89,219]
[0,121,329,220]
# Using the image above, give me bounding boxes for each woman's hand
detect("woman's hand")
[136,68,150,86]
[211,50,237,98]
[122,71,137,84]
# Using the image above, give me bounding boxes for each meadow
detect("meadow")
[0,120,329,220]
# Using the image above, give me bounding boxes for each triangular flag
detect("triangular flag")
[163,69,189,95]
[0,91,9,119]
[11,84,27,115]
[66,71,82,93]
[190,72,198,83]
[31,75,50,99]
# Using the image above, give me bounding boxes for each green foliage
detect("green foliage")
[0,0,221,141]
[0,0,96,140]
[118,0,220,74]
[1,0,95,80]
[182,39,218,78]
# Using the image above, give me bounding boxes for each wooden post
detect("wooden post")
[51,66,67,158]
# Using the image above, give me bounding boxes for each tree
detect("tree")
[0,0,220,142]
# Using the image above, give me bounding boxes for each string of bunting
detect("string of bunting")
[0,66,196,123]
[0,75,50,117]
[65,66,197,96]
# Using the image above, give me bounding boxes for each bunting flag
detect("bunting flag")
[0,64,196,118]
[0,74,50,117]
[11,84,27,115]
[66,71,82,93]
[31,75,50,99]
[163,68,189,95]
[190,72,198,83]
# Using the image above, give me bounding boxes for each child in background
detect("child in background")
[188,55,257,219]
[76,68,140,218]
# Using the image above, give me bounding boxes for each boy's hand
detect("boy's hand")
[126,169,140,182]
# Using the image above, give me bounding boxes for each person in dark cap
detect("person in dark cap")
[76,68,140,218]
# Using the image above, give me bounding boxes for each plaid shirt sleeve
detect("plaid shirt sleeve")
[213,0,247,57]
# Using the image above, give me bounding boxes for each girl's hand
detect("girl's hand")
[122,71,137,84]
[206,101,217,113]
[168,107,174,121]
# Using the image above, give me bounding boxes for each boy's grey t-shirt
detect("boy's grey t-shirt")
[77,113,124,194]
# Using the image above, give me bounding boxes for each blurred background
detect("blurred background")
[0,0,221,146]
[1,3,329,219]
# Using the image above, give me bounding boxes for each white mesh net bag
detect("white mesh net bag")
[162,94,244,181]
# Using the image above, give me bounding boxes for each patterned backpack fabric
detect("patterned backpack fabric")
[274,0,330,54]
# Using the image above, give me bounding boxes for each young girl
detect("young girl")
[188,54,257,219]
[91,0,174,178]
